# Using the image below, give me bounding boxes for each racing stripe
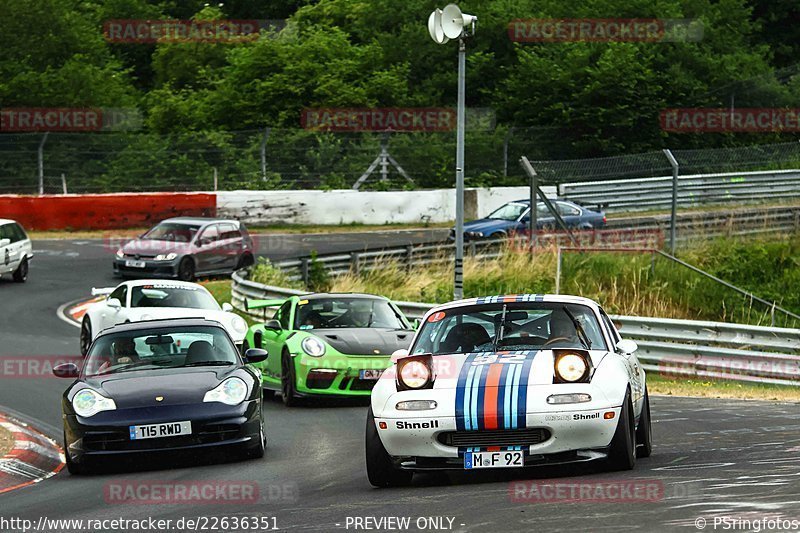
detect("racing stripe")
[509,360,522,429]
[468,361,482,431]
[516,352,536,429]
[455,353,478,431]
[502,362,513,429]
[482,364,504,430]
[474,362,489,430]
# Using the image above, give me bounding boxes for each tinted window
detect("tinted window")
[0,224,12,242]
[130,284,219,310]
[11,223,27,242]
[198,225,220,245]
[84,325,239,376]
[109,285,128,306]
[219,224,240,240]
[142,222,200,242]
[294,297,407,329]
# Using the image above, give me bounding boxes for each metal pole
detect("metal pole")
[529,163,537,250]
[37,132,49,195]
[61,173,67,195]
[213,167,218,191]
[555,246,562,294]
[502,126,515,177]
[663,149,679,254]
[454,37,466,300]
[260,127,271,181]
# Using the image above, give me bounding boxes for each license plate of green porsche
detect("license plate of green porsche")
[464,450,524,469]
[359,369,383,380]
[129,421,191,440]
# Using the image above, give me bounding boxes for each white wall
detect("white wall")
[217,186,557,225]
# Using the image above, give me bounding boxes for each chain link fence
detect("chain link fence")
[2,128,800,195]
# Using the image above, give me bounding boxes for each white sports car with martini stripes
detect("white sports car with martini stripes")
[366,294,651,487]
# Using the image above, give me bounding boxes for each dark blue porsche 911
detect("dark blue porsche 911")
[54,318,268,474]
[450,199,606,241]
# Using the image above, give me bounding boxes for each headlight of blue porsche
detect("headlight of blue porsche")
[72,389,117,417]
[301,336,326,357]
[203,377,248,406]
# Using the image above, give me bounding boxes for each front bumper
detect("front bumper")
[290,353,393,397]
[64,399,261,464]
[113,257,180,278]
[374,387,621,466]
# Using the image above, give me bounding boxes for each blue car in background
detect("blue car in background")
[450,199,606,240]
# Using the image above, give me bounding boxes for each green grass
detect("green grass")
[648,373,800,402]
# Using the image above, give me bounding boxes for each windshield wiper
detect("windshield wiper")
[184,361,235,367]
[492,304,508,351]
[562,306,592,350]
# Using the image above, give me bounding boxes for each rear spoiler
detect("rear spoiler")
[245,298,285,310]
[91,287,115,296]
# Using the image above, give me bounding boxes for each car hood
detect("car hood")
[122,239,192,256]
[84,367,235,408]
[388,349,609,390]
[462,218,518,234]
[308,328,414,356]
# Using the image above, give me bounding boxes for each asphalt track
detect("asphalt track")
[1,234,800,532]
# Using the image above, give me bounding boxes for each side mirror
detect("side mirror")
[53,363,80,378]
[107,298,122,309]
[391,348,409,362]
[0,238,9,248]
[264,319,282,331]
[222,302,234,312]
[244,348,268,364]
[616,339,638,354]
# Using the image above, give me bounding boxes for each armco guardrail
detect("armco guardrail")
[560,169,800,213]
[231,270,800,387]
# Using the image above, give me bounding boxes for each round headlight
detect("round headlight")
[399,360,430,389]
[231,316,248,334]
[203,377,248,406]
[555,353,588,382]
[72,388,117,417]
[301,336,326,357]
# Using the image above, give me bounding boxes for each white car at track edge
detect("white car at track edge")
[366,294,651,487]
[0,219,33,283]
[79,279,248,355]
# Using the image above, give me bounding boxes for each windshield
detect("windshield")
[84,326,239,376]
[130,284,219,310]
[411,302,607,355]
[142,223,200,242]
[294,298,407,330]
[487,203,528,221]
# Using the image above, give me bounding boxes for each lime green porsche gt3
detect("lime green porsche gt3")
[244,293,416,406]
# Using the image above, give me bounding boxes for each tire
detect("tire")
[366,407,413,487]
[281,351,299,407]
[607,391,636,471]
[236,253,255,270]
[12,257,28,283]
[177,257,195,281]
[636,388,653,458]
[80,317,93,356]
[245,425,266,459]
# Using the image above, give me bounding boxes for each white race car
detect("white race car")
[79,280,249,355]
[366,294,651,487]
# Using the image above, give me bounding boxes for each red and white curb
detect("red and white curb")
[0,414,65,494]
[56,296,103,328]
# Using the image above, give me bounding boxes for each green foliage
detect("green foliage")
[307,251,332,292]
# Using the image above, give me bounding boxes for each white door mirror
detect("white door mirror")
[107,298,122,309]
[616,339,638,354]
[0,238,9,248]
[222,302,234,312]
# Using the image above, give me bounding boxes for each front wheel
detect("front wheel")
[244,426,266,459]
[606,391,636,471]
[636,388,653,458]
[12,258,28,283]
[281,352,299,407]
[177,257,195,281]
[366,407,413,487]
[80,317,93,356]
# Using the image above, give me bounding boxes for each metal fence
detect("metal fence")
[230,271,800,386]
[561,169,800,212]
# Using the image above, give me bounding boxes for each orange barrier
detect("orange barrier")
[0,193,216,230]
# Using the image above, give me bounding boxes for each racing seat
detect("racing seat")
[185,340,216,364]
[544,311,579,348]
[440,323,491,353]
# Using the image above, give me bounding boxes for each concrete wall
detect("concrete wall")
[218,186,556,225]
